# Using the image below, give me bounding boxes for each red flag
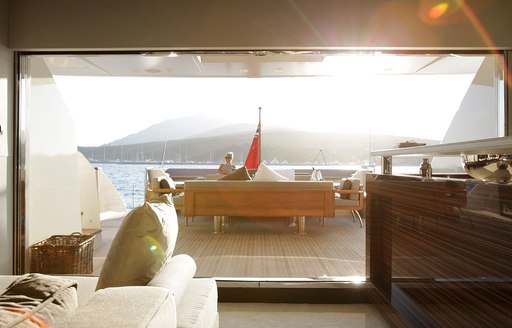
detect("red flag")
[244,123,260,169]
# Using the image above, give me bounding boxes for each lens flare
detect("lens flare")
[143,235,165,258]
[428,2,449,19]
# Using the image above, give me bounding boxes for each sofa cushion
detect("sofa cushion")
[55,286,176,328]
[253,163,289,181]
[148,254,197,305]
[219,166,252,181]
[0,274,78,328]
[335,198,360,207]
[177,278,218,328]
[96,194,178,290]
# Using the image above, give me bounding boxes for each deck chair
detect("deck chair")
[323,177,364,228]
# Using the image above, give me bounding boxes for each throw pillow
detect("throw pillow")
[338,178,352,199]
[159,177,176,189]
[253,163,289,181]
[219,166,252,181]
[95,194,178,290]
[0,274,78,328]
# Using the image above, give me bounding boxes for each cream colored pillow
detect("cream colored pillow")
[96,194,178,290]
[253,163,289,181]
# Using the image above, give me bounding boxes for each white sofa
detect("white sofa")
[1,194,218,328]
[0,254,218,328]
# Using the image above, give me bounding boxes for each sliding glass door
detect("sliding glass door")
[16,51,505,279]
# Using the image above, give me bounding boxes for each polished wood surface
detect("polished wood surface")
[184,187,334,218]
[366,174,512,327]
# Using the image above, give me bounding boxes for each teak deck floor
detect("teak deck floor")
[93,213,366,279]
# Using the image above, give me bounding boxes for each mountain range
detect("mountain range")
[80,115,439,165]
[108,115,255,146]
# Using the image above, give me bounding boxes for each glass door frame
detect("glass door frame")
[13,49,511,287]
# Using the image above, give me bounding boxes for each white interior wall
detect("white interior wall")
[25,57,82,250]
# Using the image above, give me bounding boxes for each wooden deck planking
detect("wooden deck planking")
[93,213,365,278]
[173,215,365,278]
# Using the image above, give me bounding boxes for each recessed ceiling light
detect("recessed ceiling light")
[239,68,248,73]
[145,68,161,73]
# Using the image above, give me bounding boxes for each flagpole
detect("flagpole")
[258,107,261,165]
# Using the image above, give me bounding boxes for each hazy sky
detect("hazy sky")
[54,73,475,147]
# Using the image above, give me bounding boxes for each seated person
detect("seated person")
[217,152,236,175]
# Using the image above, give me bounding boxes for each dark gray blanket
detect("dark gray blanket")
[0,273,78,327]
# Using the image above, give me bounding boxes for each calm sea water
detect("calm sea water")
[96,162,420,210]
[98,163,246,210]
[97,163,149,210]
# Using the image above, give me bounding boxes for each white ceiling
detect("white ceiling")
[43,52,486,78]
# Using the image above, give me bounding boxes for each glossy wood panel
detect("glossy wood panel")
[367,174,512,327]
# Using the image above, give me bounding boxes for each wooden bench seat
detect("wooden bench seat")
[184,180,334,234]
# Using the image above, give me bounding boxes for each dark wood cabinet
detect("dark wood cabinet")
[367,174,512,327]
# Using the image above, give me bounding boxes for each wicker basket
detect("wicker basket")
[29,232,94,274]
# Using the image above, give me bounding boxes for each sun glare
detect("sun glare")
[429,2,450,19]
[54,73,474,147]
[51,54,486,147]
